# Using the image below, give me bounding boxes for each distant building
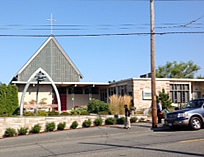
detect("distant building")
[140,73,151,78]
[11,35,204,113]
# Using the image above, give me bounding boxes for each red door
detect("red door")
[53,94,67,111]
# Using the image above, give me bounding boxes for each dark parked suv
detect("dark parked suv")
[165,98,204,130]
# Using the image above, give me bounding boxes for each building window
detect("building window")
[170,84,189,103]
[85,87,99,94]
[100,89,107,102]
[68,87,83,94]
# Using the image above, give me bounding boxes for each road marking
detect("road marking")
[180,138,204,143]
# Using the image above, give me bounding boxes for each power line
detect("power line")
[0,31,204,38]
[64,0,204,1]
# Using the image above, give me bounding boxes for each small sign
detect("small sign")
[143,91,152,100]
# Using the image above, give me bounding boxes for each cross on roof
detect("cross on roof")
[47,13,56,35]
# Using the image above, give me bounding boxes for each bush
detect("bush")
[70,110,81,115]
[18,127,28,135]
[139,117,145,122]
[24,111,35,116]
[57,122,66,131]
[88,99,110,114]
[105,117,116,125]
[130,117,138,123]
[94,118,103,126]
[98,111,111,115]
[60,112,70,116]
[117,117,125,124]
[4,128,17,137]
[70,121,78,129]
[31,124,41,133]
[109,95,133,115]
[80,111,90,115]
[45,122,56,132]
[37,110,48,116]
[48,111,59,116]
[82,119,92,128]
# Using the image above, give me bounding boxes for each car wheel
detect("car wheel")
[190,117,202,130]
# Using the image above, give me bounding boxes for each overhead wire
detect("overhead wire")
[0,31,204,38]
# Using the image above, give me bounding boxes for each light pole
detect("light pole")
[35,71,46,114]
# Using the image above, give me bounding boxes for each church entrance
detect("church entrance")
[53,87,67,111]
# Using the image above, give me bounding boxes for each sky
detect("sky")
[0,0,204,84]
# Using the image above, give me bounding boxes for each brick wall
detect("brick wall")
[133,80,170,109]
[0,115,114,138]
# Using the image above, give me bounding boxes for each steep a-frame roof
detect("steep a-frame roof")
[12,35,83,82]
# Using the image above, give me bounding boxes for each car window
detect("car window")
[185,99,204,108]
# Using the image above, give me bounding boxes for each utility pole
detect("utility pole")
[150,0,157,128]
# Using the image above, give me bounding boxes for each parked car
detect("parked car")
[165,98,204,130]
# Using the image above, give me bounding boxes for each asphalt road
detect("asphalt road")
[1,123,204,157]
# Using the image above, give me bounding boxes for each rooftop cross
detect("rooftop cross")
[47,13,56,35]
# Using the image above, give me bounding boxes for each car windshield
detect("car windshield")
[185,100,204,108]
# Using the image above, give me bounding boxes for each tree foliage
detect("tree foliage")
[0,84,19,116]
[156,61,200,78]
[157,89,172,109]
[196,75,204,79]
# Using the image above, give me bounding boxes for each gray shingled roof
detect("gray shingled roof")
[13,35,83,82]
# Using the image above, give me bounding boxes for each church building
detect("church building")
[11,35,204,115]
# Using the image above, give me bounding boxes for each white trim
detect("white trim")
[12,81,109,85]
[20,68,61,116]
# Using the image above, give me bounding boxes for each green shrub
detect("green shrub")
[82,119,92,127]
[57,122,66,131]
[24,111,35,116]
[70,121,78,129]
[140,117,145,122]
[18,127,28,135]
[45,122,56,132]
[130,117,138,123]
[70,110,81,115]
[4,128,17,137]
[80,111,90,115]
[94,118,103,126]
[88,99,110,114]
[48,111,59,116]
[105,117,116,125]
[37,110,48,116]
[117,117,125,124]
[60,112,70,116]
[98,111,111,115]
[31,124,41,133]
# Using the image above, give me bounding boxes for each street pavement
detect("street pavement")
[2,122,204,157]
[0,121,170,144]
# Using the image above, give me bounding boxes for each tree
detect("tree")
[0,84,19,116]
[156,61,200,78]
[0,84,8,115]
[196,75,204,79]
[7,84,19,115]
[157,89,172,109]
